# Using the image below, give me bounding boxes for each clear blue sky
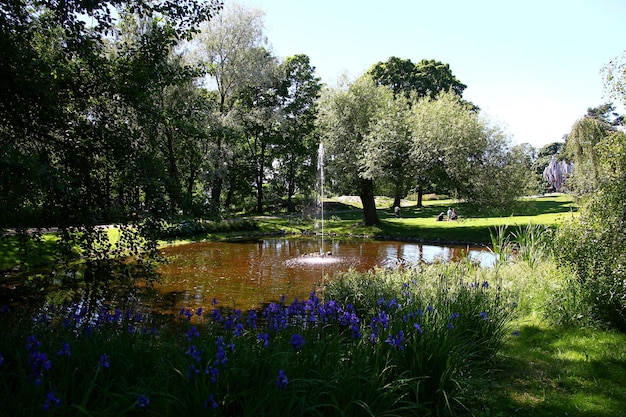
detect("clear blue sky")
[237,0,626,149]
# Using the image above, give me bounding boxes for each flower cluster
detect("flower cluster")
[276,370,289,390]
[42,390,61,410]
[25,335,51,386]
[136,394,150,409]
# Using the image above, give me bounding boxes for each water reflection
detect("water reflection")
[153,238,493,314]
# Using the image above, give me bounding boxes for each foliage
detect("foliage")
[0,265,514,416]
[317,75,387,225]
[367,56,467,100]
[562,104,623,196]
[408,91,527,210]
[555,131,626,331]
[156,218,259,240]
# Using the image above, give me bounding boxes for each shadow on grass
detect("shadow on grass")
[327,196,576,222]
[471,324,626,416]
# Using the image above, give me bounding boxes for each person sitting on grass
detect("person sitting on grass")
[450,208,458,220]
[447,207,452,220]
[436,212,445,221]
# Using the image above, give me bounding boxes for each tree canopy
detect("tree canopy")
[2,1,534,229]
[367,57,467,99]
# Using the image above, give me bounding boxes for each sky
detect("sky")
[236,0,626,149]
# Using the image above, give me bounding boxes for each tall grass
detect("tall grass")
[0,263,515,416]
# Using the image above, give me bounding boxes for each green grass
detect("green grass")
[257,194,578,244]
[471,317,626,416]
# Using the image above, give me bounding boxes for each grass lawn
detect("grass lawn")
[255,194,578,244]
[471,317,626,416]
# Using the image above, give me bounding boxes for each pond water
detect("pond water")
[151,238,493,314]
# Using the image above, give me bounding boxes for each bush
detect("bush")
[554,133,626,331]
[155,218,259,240]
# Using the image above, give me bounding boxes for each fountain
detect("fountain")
[288,143,341,266]
[318,142,325,256]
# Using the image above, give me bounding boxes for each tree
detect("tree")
[367,57,470,205]
[360,92,412,208]
[563,104,621,195]
[408,91,480,199]
[0,0,222,225]
[274,54,322,212]
[189,2,268,210]
[408,91,524,209]
[368,57,467,100]
[317,75,389,226]
[553,52,626,330]
[229,48,281,213]
[601,51,626,109]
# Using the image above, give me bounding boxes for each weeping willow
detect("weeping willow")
[564,116,614,195]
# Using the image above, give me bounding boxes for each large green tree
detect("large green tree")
[0,0,221,226]
[229,48,281,213]
[408,91,525,209]
[360,92,412,208]
[189,2,268,210]
[563,104,622,195]
[274,54,322,212]
[367,57,470,205]
[368,57,467,100]
[317,75,389,226]
[554,54,626,330]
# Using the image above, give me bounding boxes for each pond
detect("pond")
[151,237,494,314]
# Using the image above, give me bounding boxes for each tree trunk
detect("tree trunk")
[392,176,404,208]
[286,153,296,212]
[211,134,223,208]
[256,169,263,213]
[417,184,423,207]
[359,178,379,226]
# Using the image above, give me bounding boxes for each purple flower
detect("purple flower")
[290,333,305,351]
[186,326,200,342]
[479,311,488,320]
[246,310,258,329]
[511,330,520,336]
[206,365,219,383]
[0,352,4,366]
[385,331,405,350]
[26,335,40,352]
[204,394,219,409]
[413,323,423,334]
[482,281,489,288]
[136,394,150,409]
[196,307,204,317]
[99,354,110,368]
[257,333,269,347]
[57,343,71,357]
[276,370,288,390]
[42,390,61,410]
[185,345,202,363]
